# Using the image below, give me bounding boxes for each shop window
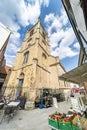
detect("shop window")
[23,51,29,64]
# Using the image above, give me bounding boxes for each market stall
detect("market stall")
[34,95,53,109]
[0,101,20,123]
[48,97,87,130]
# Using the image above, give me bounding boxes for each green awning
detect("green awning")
[59,63,87,84]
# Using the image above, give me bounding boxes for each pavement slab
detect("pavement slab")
[0,101,70,130]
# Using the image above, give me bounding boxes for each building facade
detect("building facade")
[61,0,87,92]
[4,19,70,99]
[62,0,87,65]
[0,23,11,92]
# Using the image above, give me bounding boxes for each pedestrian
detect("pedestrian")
[34,96,39,107]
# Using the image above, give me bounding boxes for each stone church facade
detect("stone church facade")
[4,18,70,100]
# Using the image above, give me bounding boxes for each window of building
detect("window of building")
[23,51,29,64]
[43,32,45,40]
[42,53,47,65]
[42,40,46,46]
[19,79,24,87]
[27,38,32,42]
[30,29,34,36]
[27,38,32,46]
[18,73,24,86]
[16,73,24,98]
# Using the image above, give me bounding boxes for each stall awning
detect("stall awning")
[59,63,87,84]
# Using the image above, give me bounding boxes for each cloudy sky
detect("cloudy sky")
[0,0,80,71]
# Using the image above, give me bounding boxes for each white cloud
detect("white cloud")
[59,9,69,26]
[0,0,50,66]
[45,14,62,33]
[0,0,46,27]
[60,27,75,47]
[44,13,55,24]
[39,0,50,7]
[26,0,50,7]
[73,42,80,50]
[5,54,16,67]
[17,0,41,26]
[44,10,79,59]
[52,46,78,59]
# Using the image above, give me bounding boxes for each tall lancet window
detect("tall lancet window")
[23,51,29,64]
[42,53,47,66]
[16,73,24,98]
[18,73,24,86]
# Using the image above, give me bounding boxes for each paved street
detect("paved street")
[0,101,70,130]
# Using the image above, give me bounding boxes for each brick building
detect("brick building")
[0,23,11,93]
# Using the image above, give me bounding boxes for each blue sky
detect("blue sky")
[0,0,80,71]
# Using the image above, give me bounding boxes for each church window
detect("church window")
[23,51,29,64]
[27,38,32,43]
[16,73,24,98]
[27,38,32,46]
[18,73,24,86]
[42,53,47,65]
[43,40,46,45]
[19,79,24,87]
[43,32,45,40]
[30,29,34,36]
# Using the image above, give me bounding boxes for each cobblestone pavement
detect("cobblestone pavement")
[0,101,70,130]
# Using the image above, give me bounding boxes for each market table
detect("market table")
[7,101,20,107]
[0,101,20,123]
[0,103,4,106]
[6,101,20,115]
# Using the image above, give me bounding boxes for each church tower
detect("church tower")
[5,18,70,99]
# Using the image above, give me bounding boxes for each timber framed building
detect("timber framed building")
[60,0,87,92]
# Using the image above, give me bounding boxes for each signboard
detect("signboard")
[53,97,58,108]
[70,97,86,113]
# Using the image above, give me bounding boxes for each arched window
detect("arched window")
[16,73,24,98]
[23,51,29,64]
[18,73,24,87]
[42,53,47,65]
